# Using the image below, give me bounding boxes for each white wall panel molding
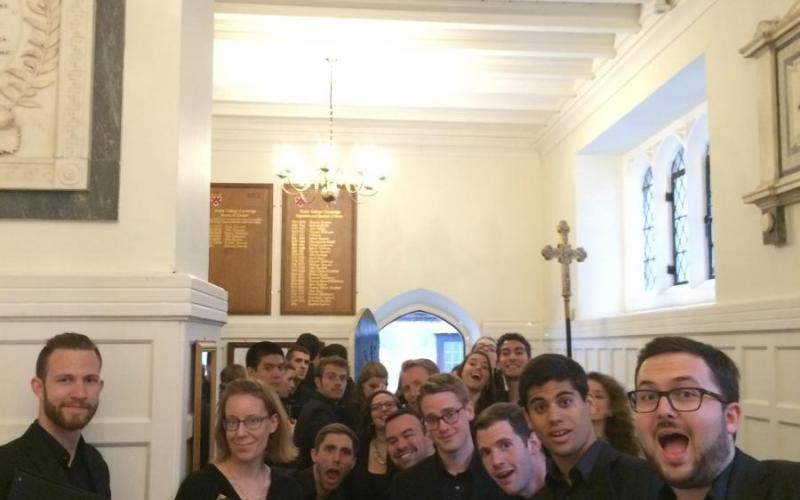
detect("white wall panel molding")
[0,274,228,324]
[563,295,800,339]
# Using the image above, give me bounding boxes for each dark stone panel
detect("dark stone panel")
[0,0,125,220]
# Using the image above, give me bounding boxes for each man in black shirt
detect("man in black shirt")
[632,336,800,500]
[391,373,514,500]
[294,356,353,469]
[0,332,110,499]
[519,353,651,499]
[294,423,357,500]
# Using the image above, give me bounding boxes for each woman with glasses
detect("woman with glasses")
[345,390,399,500]
[587,372,640,456]
[455,351,496,416]
[175,378,302,500]
[345,361,389,430]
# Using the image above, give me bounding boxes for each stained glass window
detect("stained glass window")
[642,167,655,290]
[670,148,688,285]
[704,144,715,278]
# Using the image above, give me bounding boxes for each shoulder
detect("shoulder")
[393,455,437,484]
[175,465,230,500]
[732,449,800,499]
[268,467,303,500]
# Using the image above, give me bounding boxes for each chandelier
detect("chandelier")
[276,58,390,203]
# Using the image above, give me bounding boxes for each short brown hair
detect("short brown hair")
[215,379,298,464]
[313,422,359,452]
[36,332,102,379]
[418,373,469,407]
[315,356,349,378]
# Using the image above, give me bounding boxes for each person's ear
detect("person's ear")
[527,431,543,455]
[246,366,256,377]
[31,377,44,399]
[724,402,742,436]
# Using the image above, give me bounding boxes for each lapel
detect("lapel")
[724,449,769,500]
[17,424,71,485]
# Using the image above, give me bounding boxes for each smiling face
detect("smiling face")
[386,413,434,469]
[311,432,356,494]
[498,340,529,380]
[477,421,543,498]
[588,379,611,423]
[460,353,490,392]
[33,349,104,433]
[369,392,398,430]
[634,352,739,490]
[419,391,474,455]
[524,379,595,473]
[223,394,277,465]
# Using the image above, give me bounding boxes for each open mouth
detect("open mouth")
[549,429,570,444]
[494,468,514,481]
[658,432,690,461]
[325,469,341,482]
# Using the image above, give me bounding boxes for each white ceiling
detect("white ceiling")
[213,0,664,151]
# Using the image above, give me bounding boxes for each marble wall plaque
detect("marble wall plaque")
[0,0,123,219]
[0,0,95,190]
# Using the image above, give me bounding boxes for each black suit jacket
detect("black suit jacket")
[651,448,800,500]
[0,422,110,500]
[294,392,353,469]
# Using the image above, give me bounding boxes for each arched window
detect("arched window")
[669,147,688,285]
[642,166,655,290]
[704,143,714,278]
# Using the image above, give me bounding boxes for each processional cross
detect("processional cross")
[541,221,587,359]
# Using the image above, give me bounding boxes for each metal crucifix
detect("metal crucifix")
[541,221,587,359]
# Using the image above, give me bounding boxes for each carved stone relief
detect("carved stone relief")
[0,0,94,191]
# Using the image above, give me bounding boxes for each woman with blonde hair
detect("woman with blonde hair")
[176,379,302,499]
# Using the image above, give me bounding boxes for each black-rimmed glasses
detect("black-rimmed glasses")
[627,388,727,413]
[423,406,464,430]
[222,415,271,431]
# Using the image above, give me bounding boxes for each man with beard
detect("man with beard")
[294,423,358,500]
[475,403,547,499]
[385,408,434,470]
[0,332,110,499]
[496,333,530,405]
[632,336,800,499]
[391,374,514,500]
[519,353,651,499]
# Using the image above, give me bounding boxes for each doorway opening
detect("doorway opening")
[379,310,465,388]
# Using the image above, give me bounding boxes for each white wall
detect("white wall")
[212,143,546,343]
[537,0,800,460]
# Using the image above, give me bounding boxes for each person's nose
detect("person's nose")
[655,393,676,417]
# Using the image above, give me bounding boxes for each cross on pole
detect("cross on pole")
[541,220,587,359]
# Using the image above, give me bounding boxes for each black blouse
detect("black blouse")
[175,464,303,500]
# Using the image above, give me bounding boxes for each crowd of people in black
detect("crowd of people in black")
[2,331,799,500]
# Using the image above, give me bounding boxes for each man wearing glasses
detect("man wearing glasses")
[631,336,800,499]
[519,353,651,499]
[391,373,514,500]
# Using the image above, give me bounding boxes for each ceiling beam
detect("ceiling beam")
[216,0,641,34]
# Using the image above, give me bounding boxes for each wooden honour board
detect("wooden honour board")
[280,189,357,315]
[209,184,273,314]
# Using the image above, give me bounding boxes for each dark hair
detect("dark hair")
[475,402,532,442]
[215,378,297,463]
[519,353,589,405]
[496,332,531,358]
[313,422,359,452]
[316,356,350,379]
[245,341,285,370]
[385,407,425,429]
[36,332,102,379]
[320,343,348,360]
[219,364,247,393]
[349,361,389,411]
[360,390,399,438]
[287,344,310,360]
[635,336,740,403]
[296,333,322,359]
[587,372,639,456]
[456,351,496,415]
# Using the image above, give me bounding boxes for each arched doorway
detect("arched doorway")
[379,310,465,389]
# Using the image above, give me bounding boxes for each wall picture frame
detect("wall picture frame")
[191,341,218,472]
[741,1,800,245]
